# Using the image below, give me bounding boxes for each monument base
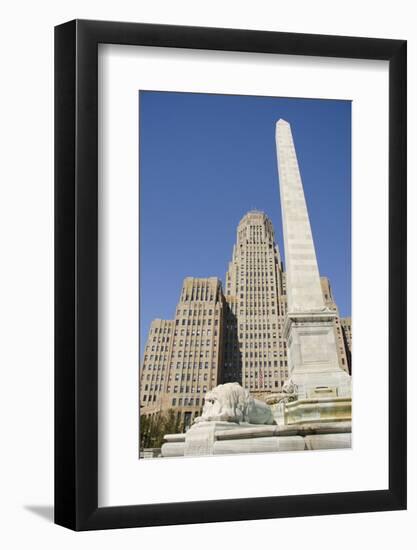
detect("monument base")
[282,312,352,398]
[160,420,351,458]
[285,396,351,425]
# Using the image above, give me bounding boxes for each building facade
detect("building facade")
[223,211,288,399]
[320,277,350,374]
[341,316,352,373]
[140,277,225,429]
[139,211,351,429]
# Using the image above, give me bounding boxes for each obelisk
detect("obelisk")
[275,119,351,400]
[276,119,325,314]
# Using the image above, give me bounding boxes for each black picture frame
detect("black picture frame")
[55,19,407,531]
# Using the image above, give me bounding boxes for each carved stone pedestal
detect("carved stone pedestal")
[160,420,351,457]
[184,421,238,456]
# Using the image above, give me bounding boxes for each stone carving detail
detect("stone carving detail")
[282,379,298,394]
[276,379,298,404]
[291,306,334,314]
[194,382,275,425]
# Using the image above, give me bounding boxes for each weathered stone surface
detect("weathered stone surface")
[276,119,325,314]
[214,421,351,440]
[285,397,352,425]
[213,435,305,455]
[183,421,238,456]
[304,433,351,450]
[282,312,352,398]
[160,441,186,457]
[164,433,185,442]
[160,417,352,457]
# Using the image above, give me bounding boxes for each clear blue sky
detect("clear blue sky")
[139,91,351,356]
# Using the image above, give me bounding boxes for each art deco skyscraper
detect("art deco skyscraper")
[223,210,289,397]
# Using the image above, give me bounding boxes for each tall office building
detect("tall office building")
[341,316,352,373]
[341,317,352,353]
[140,277,225,429]
[223,210,288,398]
[321,277,350,374]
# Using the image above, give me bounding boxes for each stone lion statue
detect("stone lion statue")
[194,382,275,425]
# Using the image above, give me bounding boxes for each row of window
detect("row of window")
[143,354,168,363]
[176,328,212,336]
[170,385,208,394]
[237,243,273,248]
[170,372,213,382]
[143,352,217,364]
[141,363,166,371]
[237,261,276,267]
[234,262,275,268]
[143,384,163,392]
[152,335,170,342]
[171,350,216,358]
[174,336,217,346]
[170,362,215,369]
[148,345,170,352]
[237,280,277,288]
[142,395,157,402]
[143,374,164,382]
[175,318,217,326]
[150,326,172,334]
[181,295,216,303]
[244,352,286,359]
[240,295,278,302]
[171,397,202,407]
[228,279,278,288]
[224,357,285,367]
[240,323,279,330]
[240,284,275,296]
[237,268,276,274]
[143,355,168,363]
[241,342,281,350]
[244,370,288,377]
[239,309,277,315]
[177,308,218,316]
[238,333,277,340]
[143,360,221,372]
